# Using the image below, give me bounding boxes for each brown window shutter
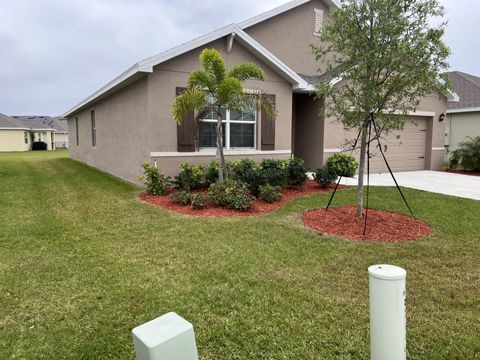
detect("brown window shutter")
[261,94,276,151]
[176,87,196,152]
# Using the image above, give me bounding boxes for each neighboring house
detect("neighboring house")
[445,71,480,158]
[0,113,55,152]
[63,0,459,184]
[12,116,69,149]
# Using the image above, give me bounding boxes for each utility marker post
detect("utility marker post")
[132,312,198,360]
[369,265,407,360]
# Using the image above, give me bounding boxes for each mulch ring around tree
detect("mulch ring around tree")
[303,206,432,242]
[140,180,347,217]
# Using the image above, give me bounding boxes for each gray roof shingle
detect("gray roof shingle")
[0,113,28,129]
[447,71,480,110]
[11,116,67,132]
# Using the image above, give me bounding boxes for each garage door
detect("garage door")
[361,117,428,173]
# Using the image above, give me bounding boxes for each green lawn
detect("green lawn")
[0,151,478,359]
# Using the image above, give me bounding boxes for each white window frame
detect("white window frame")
[199,106,257,151]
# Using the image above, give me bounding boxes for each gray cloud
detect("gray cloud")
[0,0,477,115]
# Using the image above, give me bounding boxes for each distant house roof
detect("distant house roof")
[447,72,480,113]
[0,113,29,130]
[12,116,67,132]
[0,114,55,131]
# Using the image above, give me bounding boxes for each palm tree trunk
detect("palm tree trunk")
[216,113,226,183]
[356,125,368,219]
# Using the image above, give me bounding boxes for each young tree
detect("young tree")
[312,0,450,218]
[172,48,275,182]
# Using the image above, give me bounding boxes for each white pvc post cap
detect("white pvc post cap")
[132,312,198,360]
[368,264,407,281]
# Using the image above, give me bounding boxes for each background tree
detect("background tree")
[312,0,450,218]
[172,48,275,182]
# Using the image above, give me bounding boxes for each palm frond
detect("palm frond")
[228,63,265,82]
[199,49,227,84]
[216,76,243,106]
[171,88,208,124]
[188,70,216,92]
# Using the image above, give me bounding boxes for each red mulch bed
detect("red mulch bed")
[303,205,431,242]
[140,180,346,217]
[445,170,480,177]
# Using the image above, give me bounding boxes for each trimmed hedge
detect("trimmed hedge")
[314,165,338,188]
[327,153,358,178]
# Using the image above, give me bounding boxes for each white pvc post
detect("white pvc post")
[132,312,199,360]
[368,265,407,360]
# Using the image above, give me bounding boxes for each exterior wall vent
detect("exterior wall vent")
[314,8,324,36]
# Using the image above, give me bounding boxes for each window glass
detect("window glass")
[200,122,225,148]
[199,95,257,149]
[230,123,255,148]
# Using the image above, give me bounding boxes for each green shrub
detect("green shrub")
[191,193,209,210]
[175,162,205,190]
[259,184,282,203]
[228,159,264,194]
[448,151,460,170]
[208,180,254,211]
[314,165,338,188]
[207,182,227,206]
[169,190,192,205]
[327,153,358,177]
[140,163,170,195]
[453,136,480,172]
[205,161,220,185]
[286,157,308,187]
[260,159,288,187]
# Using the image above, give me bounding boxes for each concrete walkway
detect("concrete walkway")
[339,170,480,201]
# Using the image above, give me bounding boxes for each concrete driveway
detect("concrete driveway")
[340,170,480,201]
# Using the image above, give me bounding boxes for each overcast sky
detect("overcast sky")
[0,0,478,116]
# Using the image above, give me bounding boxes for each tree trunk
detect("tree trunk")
[356,125,368,219]
[216,113,226,183]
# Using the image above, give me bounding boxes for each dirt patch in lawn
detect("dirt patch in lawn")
[303,205,431,242]
[445,170,480,177]
[140,180,346,217]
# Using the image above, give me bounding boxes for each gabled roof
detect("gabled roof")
[238,0,341,29]
[0,113,29,130]
[447,71,480,113]
[0,113,55,131]
[13,116,68,132]
[63,24,310,118]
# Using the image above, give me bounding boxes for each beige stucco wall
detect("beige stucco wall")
[68,76,150,183]
[67,37,294,184]
[293,93,325,170]
[0,130,29,152]
[446,112,480,157]
[151,152,291,178]
[245,0,334,76]
[418,92,448,170]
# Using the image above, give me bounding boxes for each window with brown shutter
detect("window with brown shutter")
[261,94,276,150]
[176,87,196,152]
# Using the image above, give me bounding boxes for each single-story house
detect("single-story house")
[63,0,459,184]
[13,116,69,149]
[0,113,55,152]
[445,71,480,158]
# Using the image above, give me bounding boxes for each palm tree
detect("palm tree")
[172,48,275,182]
